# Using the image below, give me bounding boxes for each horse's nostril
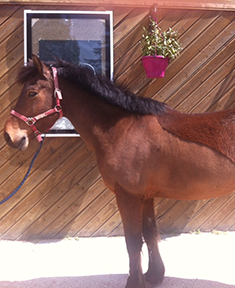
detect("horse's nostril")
[4,132,11,143]
[4,132,16,149]
[18,136,28,151]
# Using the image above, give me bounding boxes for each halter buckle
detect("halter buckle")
[54,88,62,99]
[34,130,41,136]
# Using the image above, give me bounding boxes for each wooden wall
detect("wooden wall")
[0,3,235,241]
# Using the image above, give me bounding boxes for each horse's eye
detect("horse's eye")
[28,91,38,98]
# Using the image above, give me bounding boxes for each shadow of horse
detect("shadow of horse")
[0,275,234,288]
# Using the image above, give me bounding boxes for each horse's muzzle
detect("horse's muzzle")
[4,132,28,151]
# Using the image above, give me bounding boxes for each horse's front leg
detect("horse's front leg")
[142,198,165,285]
[115,185,145,288]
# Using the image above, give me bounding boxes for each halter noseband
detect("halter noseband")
[10,67,63,142]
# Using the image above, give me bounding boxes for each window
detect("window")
[24,10,113,136]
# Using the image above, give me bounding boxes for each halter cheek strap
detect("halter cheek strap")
[10,67,63,142]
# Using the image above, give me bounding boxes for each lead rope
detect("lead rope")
[0,138,44,205]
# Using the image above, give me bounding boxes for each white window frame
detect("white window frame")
[24,10,113,137]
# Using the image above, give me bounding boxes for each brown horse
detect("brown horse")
[4,55,235,288]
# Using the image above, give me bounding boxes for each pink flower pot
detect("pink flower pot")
[141,55,169,78]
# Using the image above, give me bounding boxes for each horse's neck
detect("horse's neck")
[60,80,128,150]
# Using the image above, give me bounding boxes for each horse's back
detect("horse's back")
[158,107,235,163]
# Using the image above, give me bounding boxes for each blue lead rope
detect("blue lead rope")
[0,138,44,205]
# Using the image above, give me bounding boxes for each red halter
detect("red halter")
[10,67,63,142]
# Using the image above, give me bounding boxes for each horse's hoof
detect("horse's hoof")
[125,275,146,288]
[145,270,164,285]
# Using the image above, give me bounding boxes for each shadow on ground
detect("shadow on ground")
[1,275,235,288]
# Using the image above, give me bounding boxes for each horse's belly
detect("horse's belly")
[153,172,235,200]
[150,142,235,200]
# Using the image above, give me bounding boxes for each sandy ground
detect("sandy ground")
[0,232,235,288]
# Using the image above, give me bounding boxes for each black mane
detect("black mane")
[18,59,167,116]
[54,59,167,116]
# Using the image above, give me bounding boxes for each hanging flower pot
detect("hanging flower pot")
[140,6,181,78]
[141,55,169,78]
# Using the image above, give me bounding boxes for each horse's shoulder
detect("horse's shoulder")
[158,107,235,163]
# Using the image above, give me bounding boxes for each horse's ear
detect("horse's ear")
[32,54,49,76]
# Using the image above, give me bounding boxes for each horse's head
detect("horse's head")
[4,55,62,150]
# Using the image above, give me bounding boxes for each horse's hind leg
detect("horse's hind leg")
[142,198,165,285]
[115,185,145,288]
